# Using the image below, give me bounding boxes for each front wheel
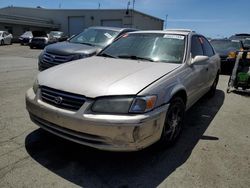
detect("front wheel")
[0,40,4,45]
[158,97,185,147]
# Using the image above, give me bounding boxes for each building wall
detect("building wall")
[0,7,163,39]
[133,11,163,30]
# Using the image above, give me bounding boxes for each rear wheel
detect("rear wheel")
[158,97,185,147]
[1,40,4,45]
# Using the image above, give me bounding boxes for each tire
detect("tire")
[1,40,4,45]
[207,73,219,98]
[158,97,185,147]
[30,45,33,49]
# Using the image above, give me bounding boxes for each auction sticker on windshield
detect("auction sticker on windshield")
[104,33,112,39]
[163,34,185,40]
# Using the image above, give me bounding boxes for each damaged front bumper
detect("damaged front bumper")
[25,88,169,151]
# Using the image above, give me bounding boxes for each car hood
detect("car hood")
[45,41,99,55]
[38,56,181,98]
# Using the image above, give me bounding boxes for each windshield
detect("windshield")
[69,28,119,47]
[21,31,32,37]
[243,39,250,47]
[49,31,63,37]
[210,40,241,52]
[99,33,186,64]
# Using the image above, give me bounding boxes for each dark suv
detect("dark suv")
[29,31,48,49]
[38,26,137,71]
[210,39,244,72]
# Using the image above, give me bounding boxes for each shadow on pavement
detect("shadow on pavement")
[231,89,250,97]
[25,90,225,188]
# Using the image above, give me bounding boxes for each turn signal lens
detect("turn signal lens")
[130,96,157,113]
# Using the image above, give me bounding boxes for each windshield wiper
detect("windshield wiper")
[98,53,117,58]
[117,55,155,62]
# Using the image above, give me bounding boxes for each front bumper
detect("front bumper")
[25,88,169,151]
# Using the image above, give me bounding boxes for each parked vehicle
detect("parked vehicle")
[19,31,33,45]
[38,26,137,71]
[229,33,250,43]
[29,31,49,49]
[210,39,243,72]
[243,38,250,49]
[48,31,68,44]
[26,29,220,151]
[0,31,13,45]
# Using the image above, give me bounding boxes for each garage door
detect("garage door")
[68,16,85,36]
[101,20,122,27]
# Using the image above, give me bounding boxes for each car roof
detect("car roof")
[210,39,241,42]
[129,29,194,36]
[88,26,137,32]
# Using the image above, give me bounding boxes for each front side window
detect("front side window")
[200,37,215,57]
[69,28,119,47]
[191,36,203,58]
[99,33,186,64]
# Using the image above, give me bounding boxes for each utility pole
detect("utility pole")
[132,0,135,28]
[165,14,168,29]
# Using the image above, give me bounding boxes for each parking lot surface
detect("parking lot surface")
[0,44,249,188]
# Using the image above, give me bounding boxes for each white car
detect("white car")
[26,29,220,151]
[0,31,13,45]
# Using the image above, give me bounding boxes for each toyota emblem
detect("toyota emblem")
[54,96,63,105]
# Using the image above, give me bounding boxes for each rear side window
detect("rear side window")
[200,37,215,57]
[191,36,203,58]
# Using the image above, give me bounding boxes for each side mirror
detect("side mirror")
[191,55,209,65]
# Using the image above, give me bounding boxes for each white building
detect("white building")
[0,6,163,40]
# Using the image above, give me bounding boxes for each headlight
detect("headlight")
[92,97,134,114]
[39,50,45,59]
[72,53,87,60]
[33,79,39,94]
[91,95,157,114]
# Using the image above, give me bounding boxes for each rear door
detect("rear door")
[3,32,11,44]
[200,36,217,90]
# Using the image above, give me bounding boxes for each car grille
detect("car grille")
[42,51,74,65]
[40,86,86,111]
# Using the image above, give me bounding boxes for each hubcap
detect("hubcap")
[165,104,183,140]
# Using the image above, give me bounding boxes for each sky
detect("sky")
[0,0,250,38]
